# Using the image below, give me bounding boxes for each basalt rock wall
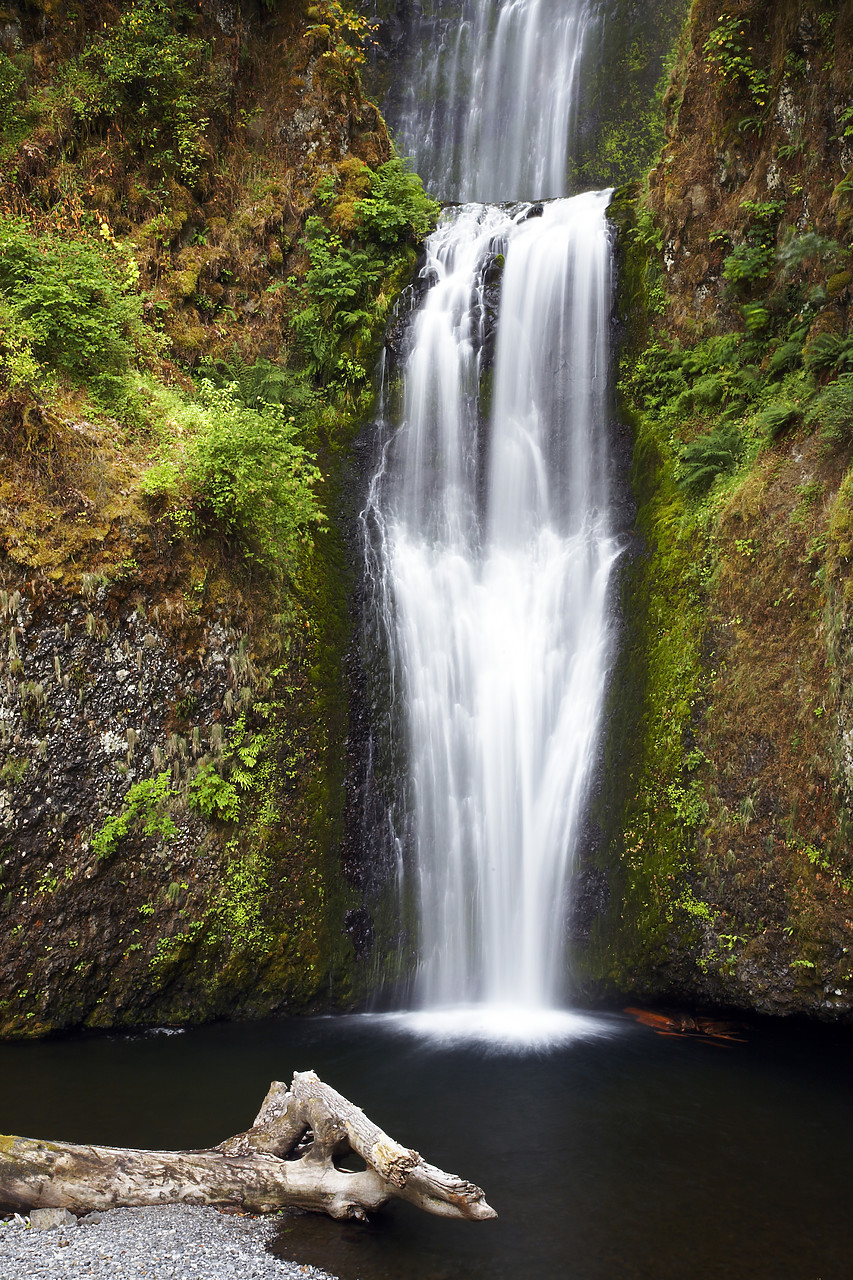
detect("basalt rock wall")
[577,0,853,1021]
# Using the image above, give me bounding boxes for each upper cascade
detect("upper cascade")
[387,0,599,203]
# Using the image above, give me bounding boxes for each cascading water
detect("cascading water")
[388,0,597,204]
[363,0,619,1039]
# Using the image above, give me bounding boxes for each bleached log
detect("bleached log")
[0,1070,496,1223]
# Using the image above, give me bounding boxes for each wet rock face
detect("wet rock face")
[2,590,241,848]
[587,0,853,1024]
[0,582,252,1035]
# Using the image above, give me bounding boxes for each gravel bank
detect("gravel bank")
[0,1205,340,1279]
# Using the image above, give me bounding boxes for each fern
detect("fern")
[753,402,801,438]
[189,762,241,821]
[678,424,744,495]
[804,332,853,375]
[805,374,853,443]
[767,337,804,377]
[91,772,176,859]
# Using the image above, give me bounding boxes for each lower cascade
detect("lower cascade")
[365,191,620,1034]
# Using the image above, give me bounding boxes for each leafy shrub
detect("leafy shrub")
[753,402,802,438]
[741,301,770,332]
[92,772,177,859]
[0,51,24,129]
[294,157,438,384]
[722,243,774,292]
[354,158,440,246]
[628,207,664,252]
[678,423,744,495]
[141,384,326,575]
[74,0,215,182]
[307,0,376,84]
[0,329,49,393]
[704,15,770,111]
[0,218,143,384]
[805,375,853,444]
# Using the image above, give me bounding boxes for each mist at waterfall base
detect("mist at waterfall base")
[2,1014,852,1279]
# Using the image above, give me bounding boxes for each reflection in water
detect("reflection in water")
[1,1015,851,1279]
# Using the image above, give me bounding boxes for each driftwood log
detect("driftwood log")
[0,1070,496,1222]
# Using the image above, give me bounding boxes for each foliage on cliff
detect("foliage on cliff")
[568,0,690,191]
[0,0,436,1037]
[583,0,853,1020]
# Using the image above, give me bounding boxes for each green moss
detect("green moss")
[168,267,201,300]
[577,191,712,992]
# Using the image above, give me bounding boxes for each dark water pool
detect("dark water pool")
[1,1010,851,1279]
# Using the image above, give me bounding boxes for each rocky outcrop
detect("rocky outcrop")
[0,0,411,1037]
[577,0,853,1020]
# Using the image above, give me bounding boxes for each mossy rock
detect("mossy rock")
[827,270,852,299]
[805,307,843,347]
[168,316,207,359]
[169,267,201,300]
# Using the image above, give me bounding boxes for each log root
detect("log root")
[0,1069,496,1223]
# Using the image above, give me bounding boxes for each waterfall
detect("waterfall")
[388,0,597,204]
[362,0,618,1037]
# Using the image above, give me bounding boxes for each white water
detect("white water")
[364,0,618,1038]
[390,0,598,203]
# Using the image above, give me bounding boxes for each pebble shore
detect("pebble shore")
[0,1205,340,1279]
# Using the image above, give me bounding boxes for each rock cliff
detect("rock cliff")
[578,0,853,1020]
[0,0,432,1035]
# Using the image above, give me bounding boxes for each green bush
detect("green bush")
[354,157,440,246]
[753,401,802,438]
[678,423,744,495]
[73,0,215,182]
[704,14,770,111]
[92,771,177,859]
[0,327,50,393]
[294,157,438,384]
[0,51,25,129]
[805,375,853,444]
[0,218,143,384]
[722,243,774,292]
[741,302,770,333]
[141,384,326,575]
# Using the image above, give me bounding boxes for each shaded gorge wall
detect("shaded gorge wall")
[368,0,690,195]
[574,0,853,1023]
